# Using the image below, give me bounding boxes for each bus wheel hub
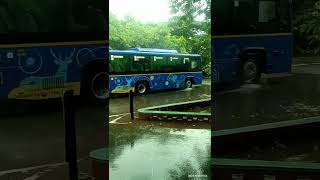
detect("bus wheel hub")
[91,72,109,99]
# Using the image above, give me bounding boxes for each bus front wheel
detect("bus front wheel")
[241,59,261,84]
[135,81,148,95]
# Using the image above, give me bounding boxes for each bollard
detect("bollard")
[62,90,79,180]
[129,90,134,120]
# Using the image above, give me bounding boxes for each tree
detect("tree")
[109,14,188,53]
[294,0,320,55]
[169,0,211,74]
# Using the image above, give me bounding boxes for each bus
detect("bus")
[212,0,293,85]
[0,0,108,103]
[109,48,203,95]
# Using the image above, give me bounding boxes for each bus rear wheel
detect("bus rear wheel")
[91,72,108,100]
[241,59,261,84]
[135,82,148,95]
[185,79,193,88]
[81,65,108,104]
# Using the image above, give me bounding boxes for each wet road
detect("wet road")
[214,64,320,130]
[0,62,319,179]
[109,81,211,179]
[214,63,320,163]
[0,101,107,180]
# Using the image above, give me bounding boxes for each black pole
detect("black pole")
[129,90,134,120]
[63,90,78,180]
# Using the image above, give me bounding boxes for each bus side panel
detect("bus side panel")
[212,39,241,84]
[191,72,203,85]
[0,43,107,100]
[212,60,240,84]
[212,35,292,84]
[109,72,203,93]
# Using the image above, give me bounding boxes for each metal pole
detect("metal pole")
[63,90,78,180]
[129,90,134,120]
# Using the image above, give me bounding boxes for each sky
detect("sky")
[109,0,171,23]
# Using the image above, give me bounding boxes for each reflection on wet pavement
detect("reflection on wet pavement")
[214,65,320,163]
[214,73,320,130]
[109,125,210,180]
[109,83,211,179]
[0,101,107,179]
[221,137,320,163]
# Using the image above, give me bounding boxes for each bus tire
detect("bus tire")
[81,65,108,105]
[185,78,193,88]
[135,81,148,95]
[241,58,261,84]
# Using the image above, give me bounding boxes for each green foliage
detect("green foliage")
[294,0,320,55]
[109,14,188,53]
[109,0,211,77]
[169,0,211,74]
[202,62,211,77]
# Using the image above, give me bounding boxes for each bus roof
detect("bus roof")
[110,48,201,57]
[129,48,178,54]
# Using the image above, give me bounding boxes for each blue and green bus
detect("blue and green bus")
[109,48,203,95]
[212,0,293,85]
[0,0,108,103]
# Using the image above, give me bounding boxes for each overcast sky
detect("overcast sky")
[109,0,171,22]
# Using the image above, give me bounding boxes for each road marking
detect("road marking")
[24,172,42,180]
[0,159,84,176]
[109,122,130,125]
[293,64,309,67]
[0,162,65,176]
[293,63,320,67]
[109,113,130,118]
[200,94,211,98]
[109,114,128,123]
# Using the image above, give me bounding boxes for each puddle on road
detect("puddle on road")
[214,74,320,130]
[109,124,210,180]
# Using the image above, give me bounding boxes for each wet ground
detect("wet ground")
[184,106,211,113]
[214,63,320,163]
[214,64,320,130]
[1,61,319,179]
[109,81,211,180]
[0,101,107,180]
[225,138,320,163]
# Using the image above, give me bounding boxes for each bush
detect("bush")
[294,1,320,55]
[202,62,211,77]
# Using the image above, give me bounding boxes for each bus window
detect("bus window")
[109,62,114,73]
[279,0,292,32]
[151,55,167,73]
[167,56,183,72]
[182,57,191,71]
[110,55,129,74]
[256,0,291,33]
[258,1,276,23]
[141,56,151,72]
[131,55,151,73]
[190,57,200,71]
[233,0,256,34]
